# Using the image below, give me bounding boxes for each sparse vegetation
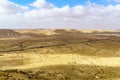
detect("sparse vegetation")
[0,29,120,80]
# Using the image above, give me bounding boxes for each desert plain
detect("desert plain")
[0,29,120,80]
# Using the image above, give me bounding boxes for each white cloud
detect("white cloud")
[31,0,54,9]
[0,0,29,15]
[0,0,120,30]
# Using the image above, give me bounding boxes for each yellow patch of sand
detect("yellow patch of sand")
[1,53,120,70]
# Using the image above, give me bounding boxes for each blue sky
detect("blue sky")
[46,0,118,6]
[10,0,118,7]
[10,0,35,5]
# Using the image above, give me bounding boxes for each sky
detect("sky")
[0,0,120,30]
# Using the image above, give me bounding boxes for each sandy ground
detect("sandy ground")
[15,29,56,35]
[1,52,120,70]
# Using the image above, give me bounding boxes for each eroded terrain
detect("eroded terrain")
[0,29,120,80]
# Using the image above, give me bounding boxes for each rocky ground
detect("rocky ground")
[0,29,120,80]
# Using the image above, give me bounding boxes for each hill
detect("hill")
[0,29,21,38]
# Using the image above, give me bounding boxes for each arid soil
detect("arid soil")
[0,29,120,80]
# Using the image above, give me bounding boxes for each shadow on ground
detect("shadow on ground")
[0,64,120,80]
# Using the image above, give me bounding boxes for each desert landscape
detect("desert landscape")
[0,29,119,80]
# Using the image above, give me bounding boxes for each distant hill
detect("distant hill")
[0,29,21,38]
[54,29,83,34]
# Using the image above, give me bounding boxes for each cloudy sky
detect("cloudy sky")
[0,0,120,30]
